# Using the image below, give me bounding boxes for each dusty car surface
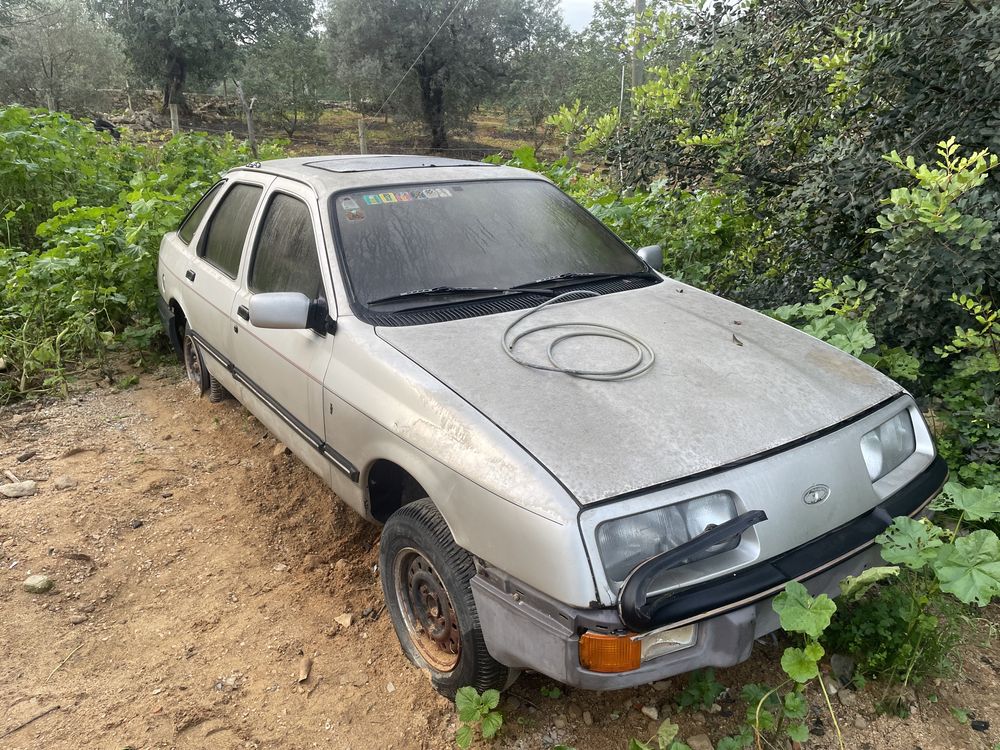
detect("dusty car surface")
[157,154,947,698]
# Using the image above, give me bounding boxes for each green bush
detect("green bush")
[0,106,284,401]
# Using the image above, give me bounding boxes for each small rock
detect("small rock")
[334,613,353,628]
[23,574,54,593]
[853,716,868,729]
[273,563,289,572]
[687,733,714,750]
[709,702,722,714]
[567,703,581,719]
[582,710,593,726]
[505,696,521,712]
[53,475,77,490]
[1,480,37,498]
[553,716,566,729]
[691,712,706,723]
[971,720,989,732]
[823,675,840,696]
[838,689,857,707]
[652,679,671,691]
[831,654,856,685]
[130,519,144,529]
[272,442,290,457]
[641,705,658,721]
[16,450,37,463]
[304,554,325,571]
[69,614,87,624]
[386,682,395,694]
[0,357,6,371]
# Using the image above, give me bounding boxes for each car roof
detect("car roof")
[232,154,547,194]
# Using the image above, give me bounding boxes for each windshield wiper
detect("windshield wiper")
[512,271,653,289]
[367,285,555,306]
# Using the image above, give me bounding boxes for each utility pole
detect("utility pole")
[358,117,368,154]
[234,80,258,158]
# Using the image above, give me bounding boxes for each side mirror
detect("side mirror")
[636,244,663,270]
[249,292,311,329]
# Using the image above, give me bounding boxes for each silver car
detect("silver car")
[156,155,947,698]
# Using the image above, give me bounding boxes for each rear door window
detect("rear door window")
[200,183,263,278]
[249,193,323,298]
[178,181,224,244]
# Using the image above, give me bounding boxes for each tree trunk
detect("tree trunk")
[162,54,187,115]
[417,70,448,151]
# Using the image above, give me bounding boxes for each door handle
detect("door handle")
[237,305,250,321]
[185,269,196,282]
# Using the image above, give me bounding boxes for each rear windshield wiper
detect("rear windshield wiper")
[367,285,555,306]
[512,271,654,289]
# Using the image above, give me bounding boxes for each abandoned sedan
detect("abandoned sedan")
[157,155,947,698]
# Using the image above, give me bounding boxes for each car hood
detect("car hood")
[376,281,902,505]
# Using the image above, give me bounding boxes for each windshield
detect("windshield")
[331,179,647,307]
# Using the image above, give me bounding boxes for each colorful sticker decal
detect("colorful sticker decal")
[341,196,365,221]
[361,188,453,206]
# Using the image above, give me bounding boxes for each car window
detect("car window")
[249,193,323,298]
[200,183,263,278]
[331,179,645,305]
[177,181,224,245]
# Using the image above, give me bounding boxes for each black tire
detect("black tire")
[379,499,508,700]
[182,330,210,396]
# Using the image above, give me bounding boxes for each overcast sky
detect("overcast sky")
[562,0,594,30]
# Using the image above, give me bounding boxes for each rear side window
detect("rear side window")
[178,181,224,244]
[249,193,323,298]
[200,183,263,278]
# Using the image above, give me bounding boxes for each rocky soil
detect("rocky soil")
[2,369,999,749]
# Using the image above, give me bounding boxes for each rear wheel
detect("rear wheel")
[379,499,508,699]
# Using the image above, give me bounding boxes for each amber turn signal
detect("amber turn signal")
[578,631,641,673]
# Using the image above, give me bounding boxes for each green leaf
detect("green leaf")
[455,724,473,749]
[876,516,945,570]
[629,740,654,750]
[933,529,1000,606]
[772,581,836,638]
[781,643,824,683]
[933,483,1000,523]
[786,723,809,742]
[480,711,503,739]
[783,690,808,719]
[656,719,680,749]
[838,565,900,601]
[481,689,501,711]
[455,687,480,723]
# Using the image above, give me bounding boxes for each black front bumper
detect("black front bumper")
[619,455,948,632]
[157,295,183,357]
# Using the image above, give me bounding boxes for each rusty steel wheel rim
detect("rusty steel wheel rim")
[393,547,461,672]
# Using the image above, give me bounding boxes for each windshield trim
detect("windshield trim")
[327,176,651,324]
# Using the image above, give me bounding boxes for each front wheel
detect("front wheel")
[379,499,508,699]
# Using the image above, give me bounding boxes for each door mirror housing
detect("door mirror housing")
[636,244,663,270]
[249,292,311,329]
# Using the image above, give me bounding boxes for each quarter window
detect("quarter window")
[200,183,263,278]
[178,181,224,244]
[250,193,323,298]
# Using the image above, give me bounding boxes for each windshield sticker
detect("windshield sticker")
[361,188,452,206]
[340,196,365,221]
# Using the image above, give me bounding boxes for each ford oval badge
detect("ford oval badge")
[803,484,831,505]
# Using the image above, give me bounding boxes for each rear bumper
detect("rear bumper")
[471,455,946,690]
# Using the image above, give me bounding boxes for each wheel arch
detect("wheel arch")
[365,458,429,524]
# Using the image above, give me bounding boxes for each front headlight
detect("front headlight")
[596,491,738,589]
[860,410,915,481]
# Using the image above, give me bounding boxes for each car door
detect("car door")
[182,176,270,368]
[230,179,334,451]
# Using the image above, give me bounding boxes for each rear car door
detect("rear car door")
[230,178,334,447]
[183,176,270,365]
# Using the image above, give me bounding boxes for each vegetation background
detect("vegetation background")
[1,0,998,746]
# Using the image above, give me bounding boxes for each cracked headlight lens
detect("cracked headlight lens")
[860,410,916,481]
[596,491,737,590]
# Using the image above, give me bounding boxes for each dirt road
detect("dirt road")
[1,370,998,750]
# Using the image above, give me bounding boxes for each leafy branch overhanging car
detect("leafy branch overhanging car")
[156,155,947,698]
